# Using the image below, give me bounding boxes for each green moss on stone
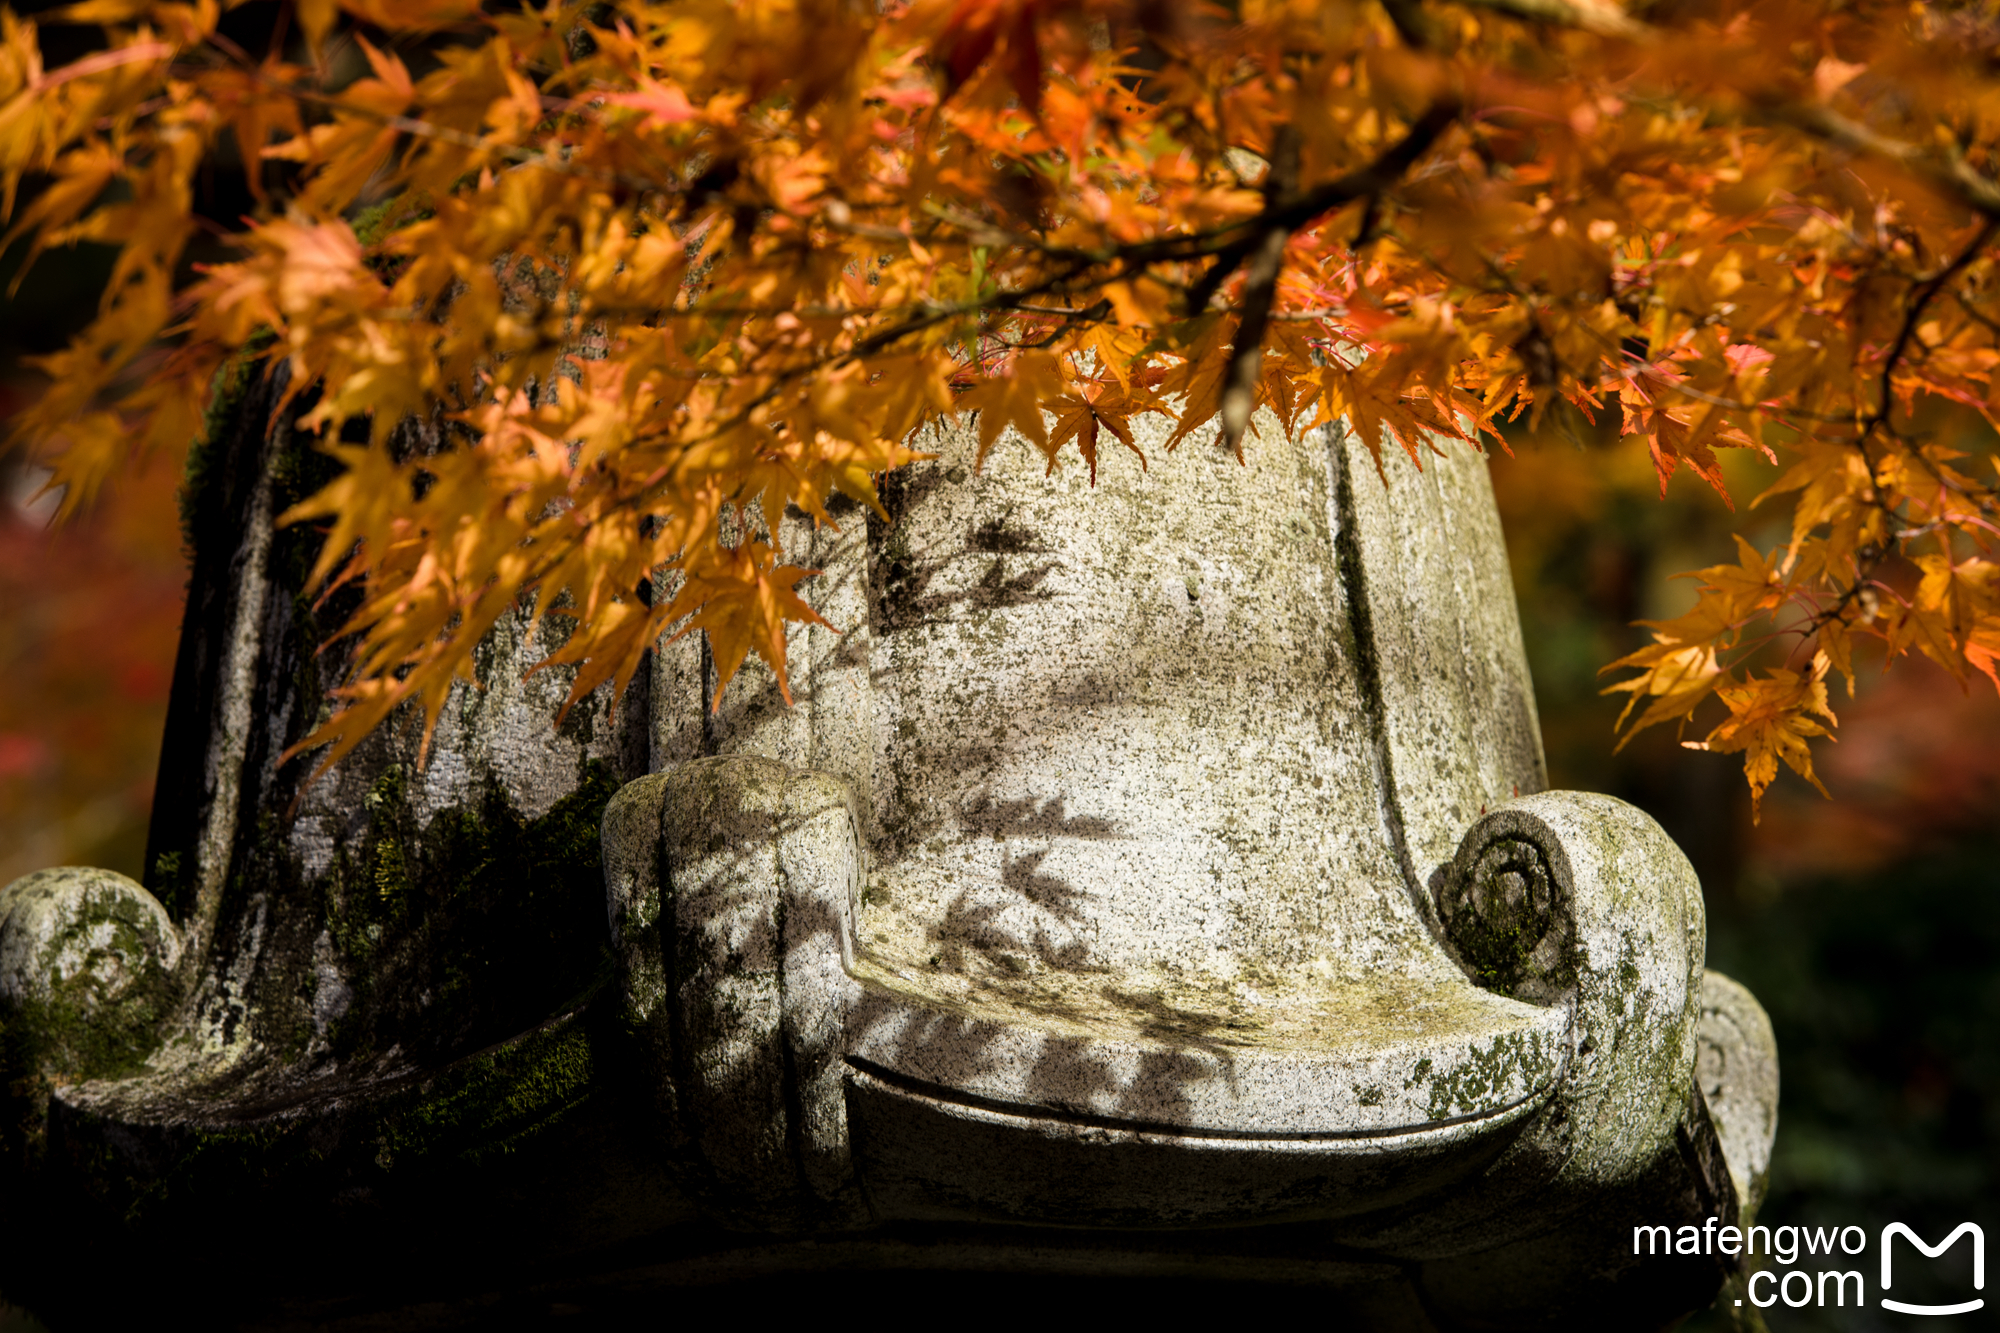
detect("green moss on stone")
[313,757,622,1071]
[0,875,180,1169]
[348,193,433,277]
[66,1002,604,1228]
[378,1010,597,1169]
[179,332,281,558]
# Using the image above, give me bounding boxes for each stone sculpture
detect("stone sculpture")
[0,372,1778,1329]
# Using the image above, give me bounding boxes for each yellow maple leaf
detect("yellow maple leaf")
[1683,653,1838,822]
[1601,641,1723,744]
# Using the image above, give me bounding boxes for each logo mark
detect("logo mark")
[1881,1223,1985,1316]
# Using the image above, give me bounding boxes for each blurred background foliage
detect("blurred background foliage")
[0,237,181,891]
[0,0,258,894]
[4,106,2000,1328]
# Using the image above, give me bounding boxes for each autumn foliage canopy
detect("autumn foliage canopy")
[5,0,2000,814]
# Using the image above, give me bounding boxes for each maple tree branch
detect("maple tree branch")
[1380,0,1442,50]
[1951,288,2000,341]
[1180,103,1459,457]
[1017,299,1114,350]
[1215,126,1302,458]
[605,259,1116,499]
[1798,546,1901,650]
[631,298,1352,326]
[893,100,1463,279]
[1214,225,1288,458]
[1268,100,1464,233]
[1020,303,1348,324]
[1183,231,1269,318]
[1606,347,1863,427]
[1763,102,2000,222]
[1438,0,2000,222]
[1833,223,2000,538]
[1867,219,1999,427]
[601,198,1357,522]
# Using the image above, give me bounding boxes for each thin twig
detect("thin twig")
[1861,219,1999,429]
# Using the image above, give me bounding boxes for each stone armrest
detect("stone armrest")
[1427,791,1708,1204]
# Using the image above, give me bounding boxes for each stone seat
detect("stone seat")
[843,950,1568,1138]
[837,947,1570,1229]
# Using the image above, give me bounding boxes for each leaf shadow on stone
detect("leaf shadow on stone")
[868,477,1061,635]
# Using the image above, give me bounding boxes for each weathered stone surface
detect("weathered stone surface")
[0,867,181,1086]
[606,410,1772,1328]
[1356,796,1736,1329]
[604,757,868,1231]
[0,371,652,1236]
[663,417,1543,989]
[1696,968,1779,1220]
[0,379,1779,1333]
[1458,793,1705,1201]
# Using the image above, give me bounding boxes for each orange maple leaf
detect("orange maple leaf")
[956,349,1068,470]
[657,538,836,709]
[1045,379,1154,482]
